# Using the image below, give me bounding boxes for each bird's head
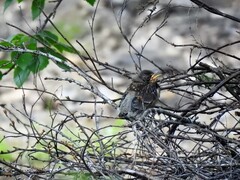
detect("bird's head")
[136,70,160,84]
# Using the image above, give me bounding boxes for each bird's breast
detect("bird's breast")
[139,85,158,103]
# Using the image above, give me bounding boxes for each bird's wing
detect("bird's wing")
[131,96,144,111]
[119,90,136,117]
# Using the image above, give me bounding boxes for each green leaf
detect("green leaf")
[20,35,30,42]
[29,55,49,73]
[10,34,37,49]
[14,66,30,87]
[0,41,13,47]
[36,31,58,49]
[34,34,50,47]
[54,43,76,53]
[37,31,76,53]
[0,71,2,80]
[35,31,58,46]
[10,34,26,46]
[17,0,23,2]
[86,0,95,6]
[32,0,45,20]
[4,0,14,12]
[39,30,58,42]
[26,37,37,50]
[11,51,20,61]
[0,60,14,69]
[37,55,49,71]
[56,61,71,71]
[38,31,60,50]
[46,48,67,61]
[16,53,34,70]
[38,47,70,70]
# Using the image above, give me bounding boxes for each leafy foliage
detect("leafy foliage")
[4,0,45,19]
[31,0,45,20]
[2,0,95,87]
[0,30,77,87]
[86,0,96,6]
[4,0,96,17]
[3,0,14,12]
[14,66,31,87]
[0,60,14,69]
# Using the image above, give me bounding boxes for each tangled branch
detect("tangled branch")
[1,0,240,179]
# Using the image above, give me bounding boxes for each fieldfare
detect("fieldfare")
[119,70,160,119]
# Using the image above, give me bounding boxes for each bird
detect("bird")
[119,70,160,120]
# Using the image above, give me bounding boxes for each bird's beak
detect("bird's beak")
[150,73,161,83]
